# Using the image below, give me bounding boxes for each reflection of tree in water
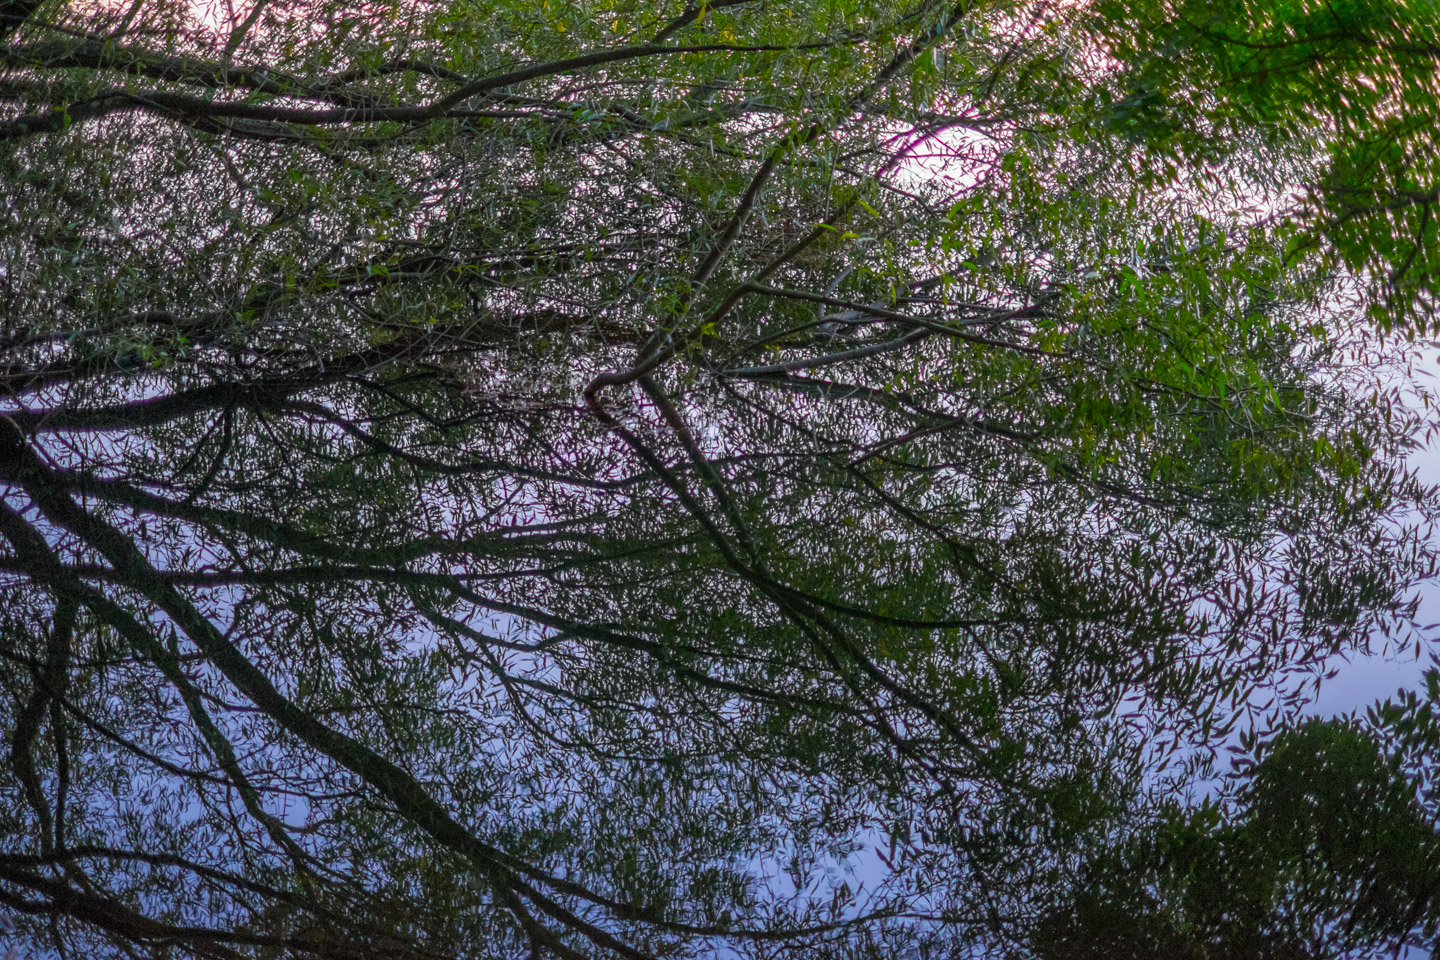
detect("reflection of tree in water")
[1,0,1438,956]
[1038,716,1440,959]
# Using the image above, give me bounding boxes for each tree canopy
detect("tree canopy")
[1,0,1438,957]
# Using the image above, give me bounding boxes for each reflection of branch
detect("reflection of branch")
[723,327,930,375]
[4,419,893,955]
[1389,199,1432,289]
[0,845,434,957]
[2,39,321,102]
[7,596,73,853]
[0,5,44,45]
[591,372,1016,793]
[221,0,270,63]
[0,435,662,960]
[745,281,1061,333]
[0,506,312,872]
[0,41,840,140]
[0,859,319,953]
[4,324,473,433]
[650,0,765,42]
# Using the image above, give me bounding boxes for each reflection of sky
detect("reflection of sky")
[1310,346,1440,723]
[1281,345,1438,960]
